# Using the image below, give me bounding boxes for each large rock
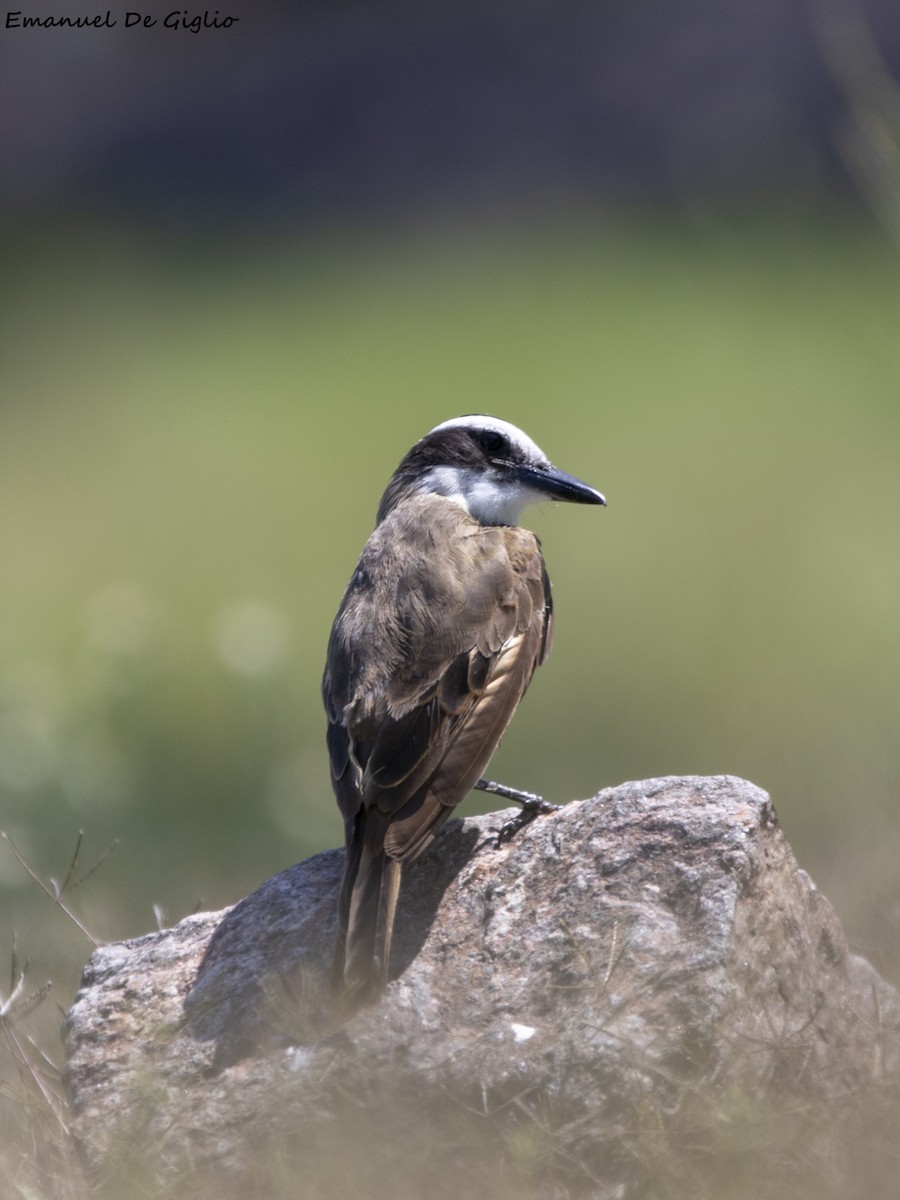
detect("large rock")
[62,776,900,1195]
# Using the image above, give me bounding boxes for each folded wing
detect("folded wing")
[323,499,553,995]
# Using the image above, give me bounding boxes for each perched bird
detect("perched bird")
[322,415,605,1000]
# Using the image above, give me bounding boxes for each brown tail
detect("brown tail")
[333,813,403,1001]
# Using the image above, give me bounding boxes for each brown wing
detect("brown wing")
[322,495,552,995]
[324,506,552,854]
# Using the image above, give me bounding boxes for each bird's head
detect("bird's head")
[376,415,606,527]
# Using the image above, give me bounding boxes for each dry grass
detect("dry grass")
[3,830,900,1199]
[4,891,900,1200]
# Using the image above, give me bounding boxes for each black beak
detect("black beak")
[514,462,606,506]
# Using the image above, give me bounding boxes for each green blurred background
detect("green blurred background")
[1,0,900,1074]
[3,217,899,997]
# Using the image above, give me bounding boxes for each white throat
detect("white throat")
[419,465,540,526]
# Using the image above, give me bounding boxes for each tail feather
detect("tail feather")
[334,814,403,1000]
[376,855,402,989]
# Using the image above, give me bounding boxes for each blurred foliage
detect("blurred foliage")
[0,214,899,1035]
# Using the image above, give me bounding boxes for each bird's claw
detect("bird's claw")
[474,777,562,847]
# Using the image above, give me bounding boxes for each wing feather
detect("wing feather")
[323,496,553,994]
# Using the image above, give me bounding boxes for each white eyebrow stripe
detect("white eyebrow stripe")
[428,415,548,465]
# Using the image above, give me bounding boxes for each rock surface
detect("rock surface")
[63,776,900,1194]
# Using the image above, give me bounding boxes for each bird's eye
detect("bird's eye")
[478,430,507,457]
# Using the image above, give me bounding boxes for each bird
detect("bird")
[322,415,605,1001]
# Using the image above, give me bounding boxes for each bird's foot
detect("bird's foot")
[474,777,562,846]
